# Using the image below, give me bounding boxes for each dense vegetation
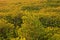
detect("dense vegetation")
[0,0,60,40]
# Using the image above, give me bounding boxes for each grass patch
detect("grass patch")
[21,5,41,11]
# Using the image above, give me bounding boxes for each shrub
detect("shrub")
[0,19,14,40]
[39,15,60,27]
